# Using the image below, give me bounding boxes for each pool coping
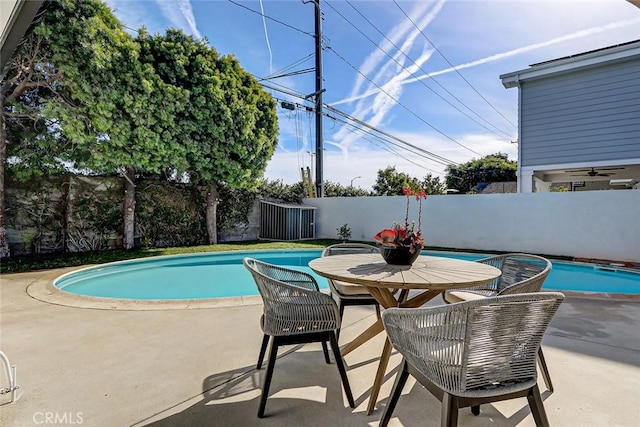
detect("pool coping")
[26,264,640,311]
[26,266,264,311]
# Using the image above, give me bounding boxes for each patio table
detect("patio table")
[308,252,501,415]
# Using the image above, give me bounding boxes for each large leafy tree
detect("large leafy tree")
[1,0,93,257]
[324,181,371,197]
[48,3,190,250]
[138,29,278,244]
[257,179,306,203]
[421,173,446,195]
[1,31,56,256]
[2,0,190,253]
[445,153,517,194]
[373,166,422,196]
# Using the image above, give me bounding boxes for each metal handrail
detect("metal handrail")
[0,351,19,403]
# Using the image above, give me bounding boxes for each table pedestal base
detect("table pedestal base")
[341,287,442,415]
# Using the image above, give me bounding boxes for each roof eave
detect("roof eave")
[500,41,640,89]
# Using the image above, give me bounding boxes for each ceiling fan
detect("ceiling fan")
[567,167,623,177]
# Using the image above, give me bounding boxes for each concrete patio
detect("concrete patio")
[1,267,639,426]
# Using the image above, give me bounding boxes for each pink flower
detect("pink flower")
[374,187,428,252]
[374,229,398,247]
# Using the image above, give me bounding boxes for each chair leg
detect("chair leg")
[322,340,331,364]
[257,334,270,370]
[374,303,381,320]
[380,359,410,427]
[337,302,345,340]
[329,332,355,408]
[537,347,554,392]
[441,393,459,427]
[527,384,550,427]
[258,338,279,418]
[471,405,480,415]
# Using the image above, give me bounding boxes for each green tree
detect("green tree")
[138,29,278,244]
[257,179,306,203]
[2,0,121,254]
[421,173,446,195]
[372,166,422,196]
[1,2,63,257]
[2,0,190,254]
[324,180,371,197]
[445,153,517,194]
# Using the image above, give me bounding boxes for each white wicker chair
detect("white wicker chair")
[442,253,556,392]
[443,253,552,303]
[380,292,565,427]
[321,243,387,338]
[243,257,354,418]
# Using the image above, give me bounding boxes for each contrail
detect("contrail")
[331,17,640,107]
[156,0,202,39]
[259,0,273,75]
[335,1,443,149]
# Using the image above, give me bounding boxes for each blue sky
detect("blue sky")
[104,0,640,190]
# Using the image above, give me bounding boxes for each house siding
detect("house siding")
[520,58,640,167]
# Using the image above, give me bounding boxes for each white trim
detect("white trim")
[519,170,534,193]
[0,1,24,47]
[520,158,640,174]
[501,41,640,88]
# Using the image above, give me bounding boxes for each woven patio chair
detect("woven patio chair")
[442,253,552,303]
[321,243,391,339]
[442,253,556,392]
[243,257,355,418]
[379,292,564,427]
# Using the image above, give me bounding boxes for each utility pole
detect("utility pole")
[313,0,324,197]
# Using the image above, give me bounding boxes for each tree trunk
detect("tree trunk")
[0,107,9,258]
[206,182,218,245]
[123,165,136,249]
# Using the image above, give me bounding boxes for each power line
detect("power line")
[262,53,315,80]
[229,0,473,167]
[262,81,459,167]
[259,81,309,100]
[326,113,448,174]
[336,0,513,139]
[264,84,458,169]
[326,45,483,156]
[393,0,517,128]
[259,67,314,81]
[223,1,475,168]
[326,109,453,174]
[227,0,313,37]
[324,103,457,167]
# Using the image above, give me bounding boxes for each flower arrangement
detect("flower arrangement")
[374,187,427,254]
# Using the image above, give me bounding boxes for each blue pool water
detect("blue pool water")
[54,249,640,300]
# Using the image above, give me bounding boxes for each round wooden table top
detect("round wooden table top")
[309,253,501,290]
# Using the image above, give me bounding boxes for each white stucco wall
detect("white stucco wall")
[304,190,640,263]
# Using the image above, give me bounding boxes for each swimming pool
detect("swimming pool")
[54,249,640,300]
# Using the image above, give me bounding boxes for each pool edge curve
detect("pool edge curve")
[27,265,264,311]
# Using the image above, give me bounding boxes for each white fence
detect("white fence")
[303,190,640,263]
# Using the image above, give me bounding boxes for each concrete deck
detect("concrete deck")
[1,268,639,426]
